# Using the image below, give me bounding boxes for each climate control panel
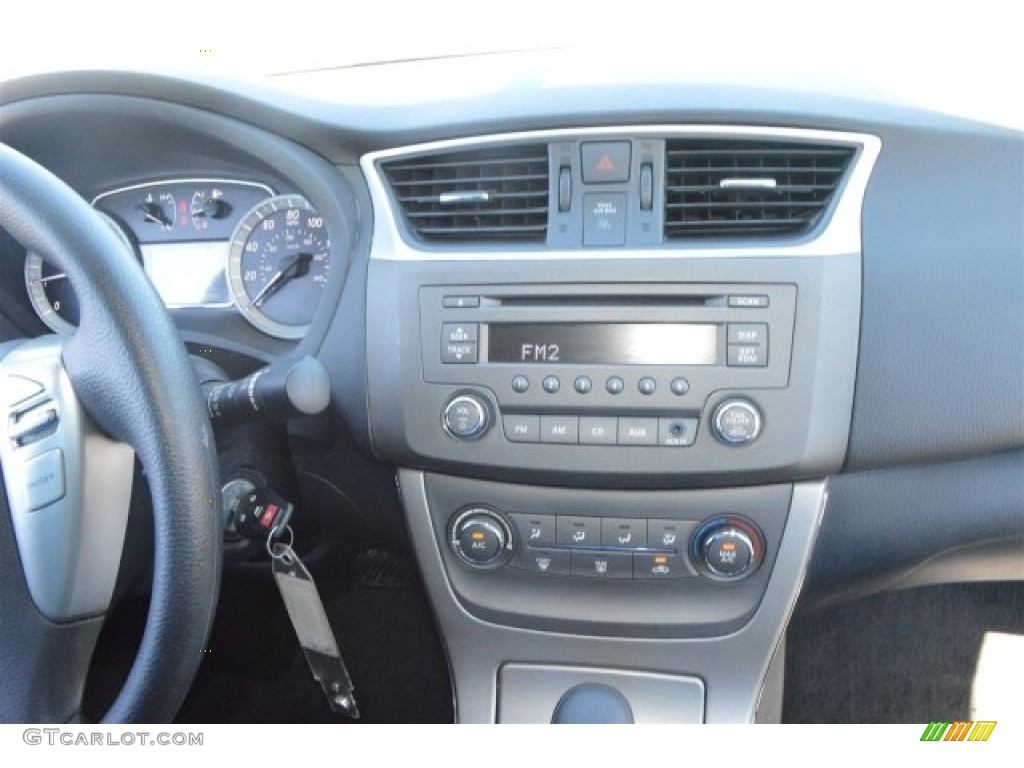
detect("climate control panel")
[448,506,765,583]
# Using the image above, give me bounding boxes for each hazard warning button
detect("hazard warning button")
[581,141,631,183]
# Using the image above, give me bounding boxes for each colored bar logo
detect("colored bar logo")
[920,721,997,741]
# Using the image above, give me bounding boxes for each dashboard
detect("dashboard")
[1,56,1022,724]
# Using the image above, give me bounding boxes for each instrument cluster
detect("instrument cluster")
[25,179,332,341]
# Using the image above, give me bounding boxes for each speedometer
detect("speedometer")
[227,194,330,340]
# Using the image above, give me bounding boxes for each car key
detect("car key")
[231,486,294,540]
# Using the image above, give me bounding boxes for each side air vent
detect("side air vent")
[381,145,549,243]
[664,139,856,238]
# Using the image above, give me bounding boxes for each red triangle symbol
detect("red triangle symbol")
[596,154,615,172]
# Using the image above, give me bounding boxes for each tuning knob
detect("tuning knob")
[711,398,762,445]
[442,392,492,440]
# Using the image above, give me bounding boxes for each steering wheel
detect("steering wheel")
[0,143,221,723]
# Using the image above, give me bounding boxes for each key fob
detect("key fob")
[232,487,294,539]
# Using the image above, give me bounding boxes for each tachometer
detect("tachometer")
[226,195,330,340]
[24,213,136,334]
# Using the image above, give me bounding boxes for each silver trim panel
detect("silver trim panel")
[361,125,880,262]
[398,468,828,723]
[0,337,135,622]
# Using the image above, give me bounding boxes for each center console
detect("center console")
[361,126,879,722]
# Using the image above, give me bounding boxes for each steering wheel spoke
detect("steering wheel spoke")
[1,336,134,622]
[1,142,221,724]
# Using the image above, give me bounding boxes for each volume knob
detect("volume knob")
[442,393,491,440]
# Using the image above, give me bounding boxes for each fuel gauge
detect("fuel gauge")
[190,188,232,232]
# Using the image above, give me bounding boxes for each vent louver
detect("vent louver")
[382,145,550,243]
[664,139,855,238]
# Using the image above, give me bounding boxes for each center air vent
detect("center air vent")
[664,139,856,238]
[381,145,549,243]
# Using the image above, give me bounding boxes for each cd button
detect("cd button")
[540,415,579,444]
[579,416,617,445]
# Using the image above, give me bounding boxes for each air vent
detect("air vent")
[382,145,549,243]
[664,139,855,238]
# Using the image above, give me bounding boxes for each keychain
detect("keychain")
[232,486,359,718]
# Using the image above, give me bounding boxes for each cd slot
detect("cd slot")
[493,295,724,308]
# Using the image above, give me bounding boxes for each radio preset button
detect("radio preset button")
[542,375,561,393]
[503,415,540,443]
[579,416,617,445]
[637,377,657,395]
[658,417,699,447]
[573,375,593,394]
[617,418,658,446]
[511,375,530,393]
[605,376,625,395]
[670,377,690,396]
[540,415,579,444]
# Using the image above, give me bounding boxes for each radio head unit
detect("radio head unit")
[366,256,860,487]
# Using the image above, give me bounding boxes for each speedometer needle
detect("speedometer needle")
[247,252,313,309]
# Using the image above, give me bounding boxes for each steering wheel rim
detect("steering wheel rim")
[0,143,221,723]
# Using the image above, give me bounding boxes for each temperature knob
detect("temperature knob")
[442,392,491,440]
[691,516,765,581]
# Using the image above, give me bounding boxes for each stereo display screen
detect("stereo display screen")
[488,323,719,365]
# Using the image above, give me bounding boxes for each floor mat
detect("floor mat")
[175,561,454,724]
[783,581,1024,723]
